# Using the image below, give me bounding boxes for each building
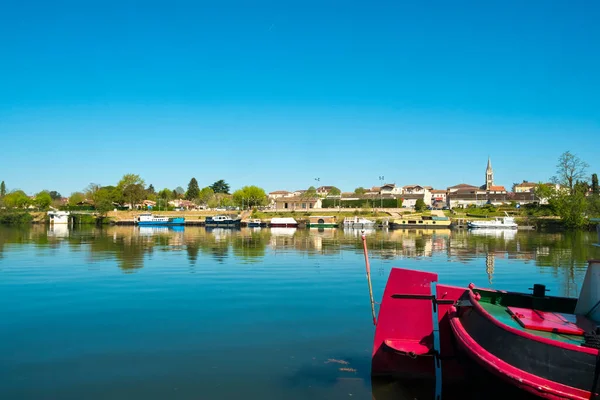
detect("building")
[430,190,447,206]
[380,184,402,195]
[268,190,292,199]
[274,196,322,210]
[316,186,334,196]
[485,157,494,190]
[514,181,538,193]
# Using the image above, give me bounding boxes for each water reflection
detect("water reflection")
[1,226,599,291]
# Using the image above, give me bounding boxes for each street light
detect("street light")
[379,176,385,209]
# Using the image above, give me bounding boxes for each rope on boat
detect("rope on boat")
[584,328,600,350]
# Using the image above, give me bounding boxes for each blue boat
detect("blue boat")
[134,213,185,226]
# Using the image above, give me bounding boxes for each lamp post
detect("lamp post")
[379,176,384,209]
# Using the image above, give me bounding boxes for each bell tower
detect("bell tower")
[485,157,494,190]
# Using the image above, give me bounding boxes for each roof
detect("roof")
[430,190,447,194]
[269,190,291,195]
[317,186,334,191]
[402,184,423,189]
[275,196,318,202]
[514,181,537,188]
[448,183,479,190]
[488,185,507,191]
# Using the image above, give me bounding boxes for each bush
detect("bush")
[0,210,33,225]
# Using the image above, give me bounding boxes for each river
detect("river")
[1,225,598,399]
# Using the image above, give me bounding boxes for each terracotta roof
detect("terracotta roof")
[430,190,447,194]
[448,183,478,189]
[402,184,423,189]
[489,186,506,191]
[269,190,291,195]
[515,182,537,188]
[275,196,318,202]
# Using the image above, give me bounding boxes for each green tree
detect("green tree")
[68,192,86,207]
[232,186,268,208]
[552,190,587,229]
[210,180,230,194]
[146,184,156,195]
[4,190,30,208]
[85,183,101,199]
[173,187,185,199]
[94,187,116,216]
[198,186,215,205]
[328,186,341,207]
[552,151,589,194]
[303,186,317,199]
[34,191,52,210]
[592,173,599,195]
[354,187,367,195]
[0,181,5,197]
[415,198,426,212]
[158,188,172,200]
[48,191,62,200]
[117,174,146,208]
[186,178,200,200]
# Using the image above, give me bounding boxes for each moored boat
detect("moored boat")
[269,217,298,228]
[307,216,337,228]
[134,213,185,226]
[389,215,451,229]
[246,219,263,227]
[468,212,518,229]
[205,215,241,227]
[343,216,376,229]
[371,261,600,399]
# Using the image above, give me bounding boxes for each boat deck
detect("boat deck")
[478,301,586,346]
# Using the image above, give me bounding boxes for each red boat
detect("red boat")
[371,261,600,399]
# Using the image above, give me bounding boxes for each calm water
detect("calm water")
[1,225,599,399]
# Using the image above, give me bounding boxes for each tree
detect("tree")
[146,184,156,195]
[328,187,341,207]
[172,187,185,199]
[232,186,268,208]
[303,186,317,199]
[158,188,172,200]
[354,187,367,195]
[68,192,86,207]
[198,187,215,205]
[0,181,5,197]
[94,187,116,216]
[415,198,426,212]
[85,183,101,199]
[592,173,599,195]
[3,190,30,208]
[117,174,146,208]
[210,180,230,194]
[186,178,200,200]
[552,151,589,194]
[48,191,62,200]
[34,191,52,210]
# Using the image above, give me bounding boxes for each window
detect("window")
[309,203,313,209]
[284,203,288,209]
[418,221,423,224]
[302,203,306,209]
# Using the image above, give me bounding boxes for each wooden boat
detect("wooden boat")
[389,215,451,229]
[204,215,241,227]
[372,262,600,399]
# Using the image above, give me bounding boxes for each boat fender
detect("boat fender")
[474,293,481,301]
[468,283,475,290]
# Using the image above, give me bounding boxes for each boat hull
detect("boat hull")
[389,223,451,229]
[307,223,337,228]
[269,223,298,228]
[468,223,517,229]
[205,220,241,227]
[138,218,185,226]
[450,291,598,399]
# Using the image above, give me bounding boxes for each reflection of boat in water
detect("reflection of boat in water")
[135,213,185,226]
[468,213,518,229]
[343,227,376,237]
[469,228,517,240]
[270,227,297,237]
[206,227,237,239]
[372,261,600,400]
[343,216,376,228]
[138,226,184,236]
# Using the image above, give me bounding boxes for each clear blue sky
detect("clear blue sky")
[1,0,598,196]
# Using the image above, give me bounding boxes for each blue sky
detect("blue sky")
[0,0,598,195]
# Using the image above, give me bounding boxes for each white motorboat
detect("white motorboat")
[343,216,376,229]
[468,212,518,229]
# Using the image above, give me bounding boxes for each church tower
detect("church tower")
[485,157,494,190]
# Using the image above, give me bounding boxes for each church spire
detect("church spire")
[486,156,492,171]
[485,157,494,190]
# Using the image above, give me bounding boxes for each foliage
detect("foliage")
[551,189,588,229]
[354,187,367,195]
[232,186,267,208]
[93,187,116,216]
[551,151,589,194]
[210,180,230,194]
[117,174,145,207]
[34,191,52,210]
[173,187,185,199]
[534,182,556,203]
[414,198,426,212]
[303,186,317,199]
[146,184,156,195]
[186,178,200,200]
[588,196,600,218]
[0,210,32,225]
[592,174,599,195]
[0,181,5,197]
[158,188,172,200]
[48,190,62,200]
[198,187,214,205]
[68,192,86,207]
[3,190,30,208]
[329,187,341,196]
